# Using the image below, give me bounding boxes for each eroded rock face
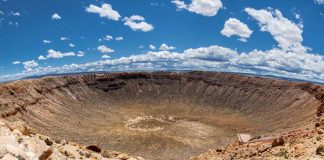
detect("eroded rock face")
[192,128,324,159]
[0,119,144,160]
[0,72,323,160]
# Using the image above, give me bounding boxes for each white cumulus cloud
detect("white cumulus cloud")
[39,49,76,60]
[102,54,111,59]
[69,43,75,48]
[11,12,20,16]
[315,0,324,4]
[221,18,253,42]
[172,0,223,17]
[43,40,52,44]
[86,3,121,21]
[22,60,38,70]
[123,15,154,32]
[77,51,85,57]
[60,37,68,41]
[12,61,21,64]
[97,45,114,53]
[160,43,176,51]
[115,36,123,41]
[104,35,113,41]
[245,7,305,53]
[52,13,61,20]
[149,44,156,50]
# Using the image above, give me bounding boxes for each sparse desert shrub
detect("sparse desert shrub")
[85,152,91,158]
[17,137,23,143]
[44,138,53,146]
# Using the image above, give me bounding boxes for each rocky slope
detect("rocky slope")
[0,72,323,159]
[0,118,144,160]
[192,75,324,160]
[191,118,324,160]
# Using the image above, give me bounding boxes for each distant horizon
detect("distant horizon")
[1,70,322,85]
[1,0,323,83]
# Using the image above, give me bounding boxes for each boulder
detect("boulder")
[6,121,33,136]
[39,149,53,160]
[22,137,49,158]
[1,154,18,160]
[272,137,285,147]
[257,144,271,153]
[316,144,324,156]
[102,150,122,158]
[5,144,28,160]
[0,135,18,145]
[86,145,101,153]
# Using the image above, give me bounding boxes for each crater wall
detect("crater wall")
[0,72,323,159]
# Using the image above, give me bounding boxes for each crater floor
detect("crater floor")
[0,72,322,160]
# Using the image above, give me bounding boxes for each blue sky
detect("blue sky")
[0,0,324,82]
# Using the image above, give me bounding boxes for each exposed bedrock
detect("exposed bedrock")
[0,72,323,160]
